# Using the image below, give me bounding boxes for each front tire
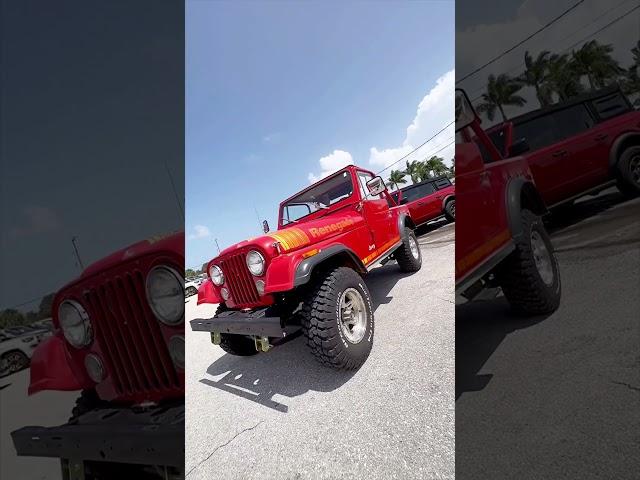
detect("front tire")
[214,304,259,356]
[616,146,640,198]
[496,209,561,315]
[301,267,374,370]
[395,228,422,272]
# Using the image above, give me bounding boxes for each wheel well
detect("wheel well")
[520,183,546,216]
[611,134,640,170]
[311,251,367,278]
[403,216,416,230]
[1,349,28,359]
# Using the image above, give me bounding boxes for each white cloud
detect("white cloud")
[188,224,211,240]
[368,69,455,176]
[263,132,282,144]
[308,149,353,183]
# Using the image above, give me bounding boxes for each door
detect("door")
[356,171,396,253]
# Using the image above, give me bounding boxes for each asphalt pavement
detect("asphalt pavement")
[456,189,640,479]
[186,222,455,480]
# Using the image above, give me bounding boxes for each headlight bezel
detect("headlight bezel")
[58,299,93,349]
[246,250,265,276]
[209,264,224,286]
[145,265,185,326]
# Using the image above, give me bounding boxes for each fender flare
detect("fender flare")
[505,177,546,239]
[396,213,416,241]
[441,194,455,211]
[293,244,366,287]
[27,335,83,395]
[609,132,640,171]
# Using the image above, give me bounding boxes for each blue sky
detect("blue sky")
[186,1,455,269]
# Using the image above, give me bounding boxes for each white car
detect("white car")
[0,331,42,377]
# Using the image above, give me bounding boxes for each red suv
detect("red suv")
[393,176,455,225]
[487,86,640,206]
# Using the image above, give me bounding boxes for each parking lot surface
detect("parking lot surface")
[456,190,640,479]
[186,222,455,480]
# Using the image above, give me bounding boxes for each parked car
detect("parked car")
[455,89,561,315]
[486,86,640,208]
[392,175,455,225]
[192,165,422,370]
[0,331,40,377]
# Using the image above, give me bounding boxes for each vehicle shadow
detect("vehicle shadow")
[455,298,552,400]
[545,188,628,234]
[416,218,451,237]
[199,263,414,413]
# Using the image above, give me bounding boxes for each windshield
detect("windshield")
[281,170,354,225]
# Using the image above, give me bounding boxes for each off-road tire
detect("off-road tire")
[444,199,455,222]
[395,228,422,272]
[69,389,105,421]
[214,304,259,356]
[0,350,29,377]
[301,267,374,370]
[616,146,640,198]
[185,286,198,297]
[497,209,561,315]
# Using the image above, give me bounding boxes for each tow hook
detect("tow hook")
[255,336,271,352]
[211,332,221,345]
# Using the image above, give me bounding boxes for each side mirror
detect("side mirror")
[509,138,530,157]
[366,176,387,196]
[262,220,270,233]
[455,89,479,131]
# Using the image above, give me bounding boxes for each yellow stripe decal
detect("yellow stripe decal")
[364,236,401,265]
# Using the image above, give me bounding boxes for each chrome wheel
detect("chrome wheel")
[531,230,554,286]
[630,154,640,185]
[450,201,456,218]
[409,235,420,259]
[338,288,367,344]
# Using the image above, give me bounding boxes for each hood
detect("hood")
[79,231,184,279]
[217,212,364,258]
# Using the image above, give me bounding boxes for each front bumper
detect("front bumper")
[190,308,297,337]
[11,402,184,467]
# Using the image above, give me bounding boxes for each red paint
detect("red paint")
[206,166,411,309]
[28,335,84,395]
[29,232,185,404]
[395,177,455,226]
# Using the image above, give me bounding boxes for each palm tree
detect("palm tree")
[476,73,526,122]
[520,50,553,107]
[405,160,423,183]
[387,169,407,191]
[423,156,448,178]
[572,40,623,90]
[543,53,583,102]
[622,41,640,105]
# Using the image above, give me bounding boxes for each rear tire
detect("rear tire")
[395,228,422,272]
[185,286,197,297]
[616,146,640,198]
[214,304,259,356]
[444,199,455,222]
[496,209,561,315]
[301,267,374,370]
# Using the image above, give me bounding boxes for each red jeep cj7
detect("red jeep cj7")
[192,165,422,370]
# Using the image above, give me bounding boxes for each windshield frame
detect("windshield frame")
[278,167,357,228]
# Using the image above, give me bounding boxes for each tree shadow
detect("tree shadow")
[199,262,414,413]
[455,297,553,400]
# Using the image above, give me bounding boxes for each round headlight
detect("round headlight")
[58,300,93,348]
[220,287,230,301]
[209,265,224,286]
[146,265,184,325]
[85,354,105,382]
[246,250,265,276]
[168,335,185,369]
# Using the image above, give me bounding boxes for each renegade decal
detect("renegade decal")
[363,236,401,265]
[267,227,310,251]
[308,218,355,238]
